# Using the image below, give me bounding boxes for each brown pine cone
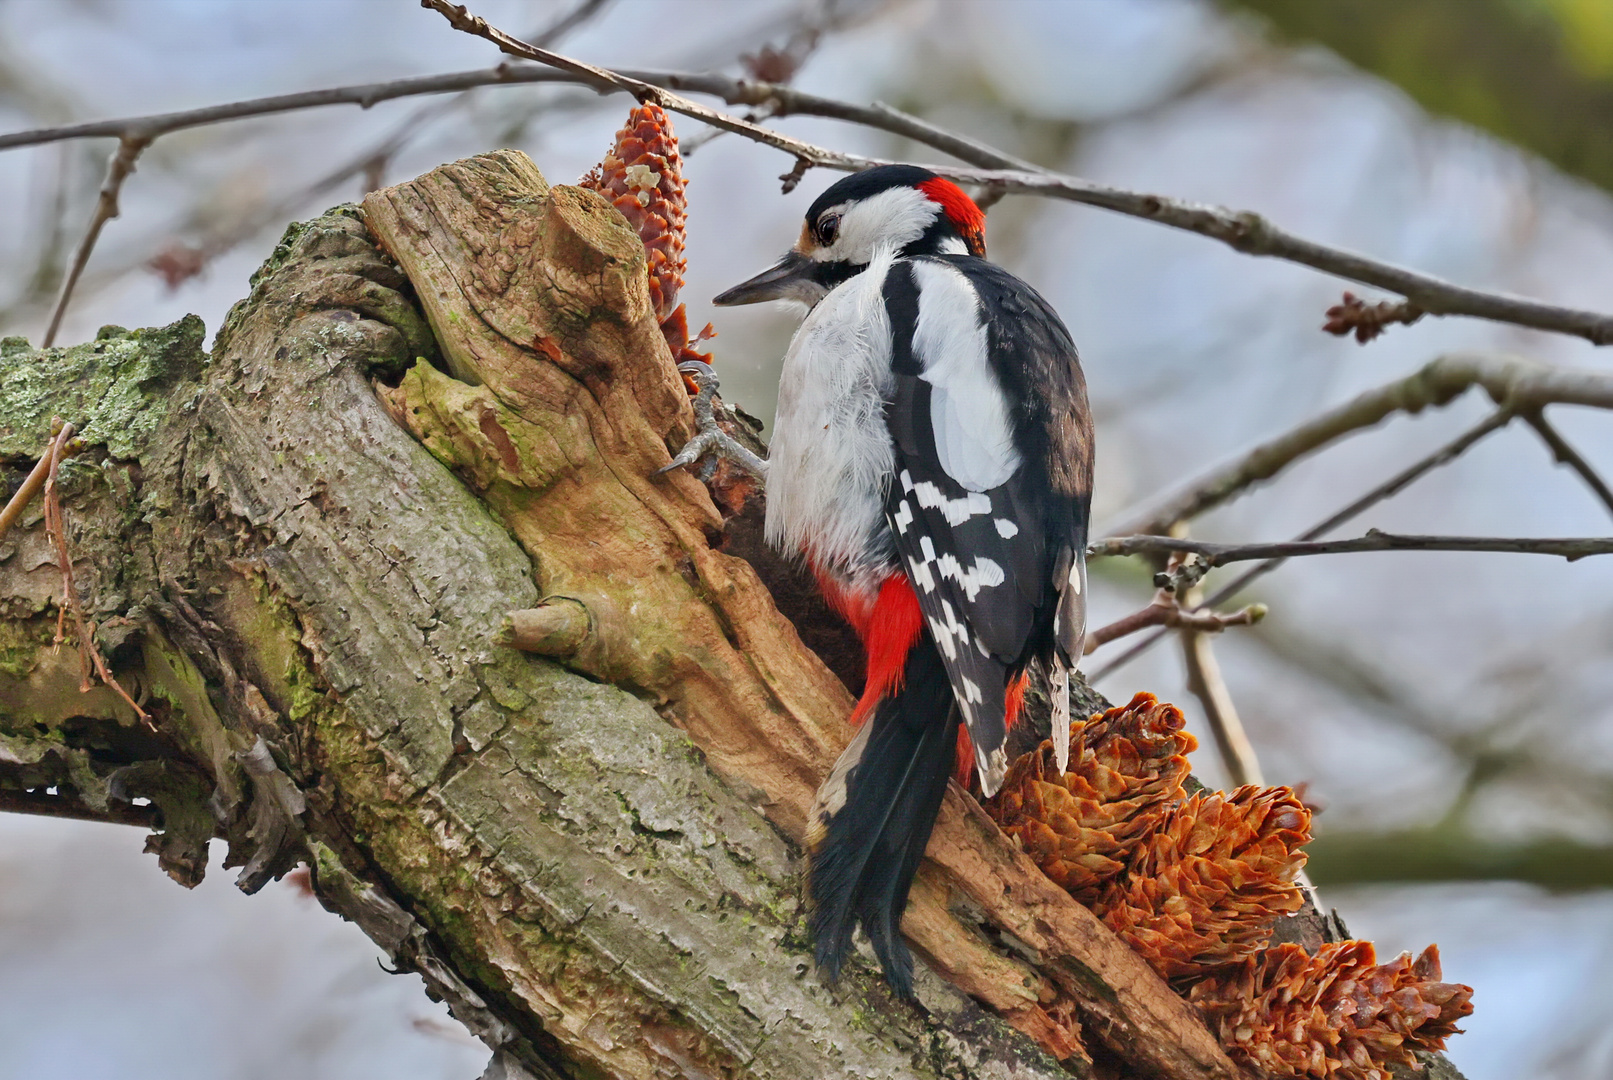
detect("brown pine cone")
[579,102,711,361]
[986,692,1196,898]
[1093,785,1311,979]
[1189,941,1473,1080]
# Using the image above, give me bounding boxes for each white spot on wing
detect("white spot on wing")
[892,499,913,534]
[994,518,1019,539]
[913,480,991,526]
[935,552,1005,600]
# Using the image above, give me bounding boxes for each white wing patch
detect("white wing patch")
[911,260,1022,492]
[994,518,1019,539]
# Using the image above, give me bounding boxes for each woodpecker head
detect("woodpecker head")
[714,164,987,308]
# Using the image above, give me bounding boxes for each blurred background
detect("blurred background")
[3,0,1613,1077]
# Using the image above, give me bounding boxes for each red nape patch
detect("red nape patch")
[849,574,925,725]
[917,176,987,257]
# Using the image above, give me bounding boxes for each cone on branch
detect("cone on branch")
[579,101,714,364]
[1188,941,1474,1080]
[986,692,1197,898]
[1092,786,1312,979]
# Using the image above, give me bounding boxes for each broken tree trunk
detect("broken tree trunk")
[0,150,1249,1080]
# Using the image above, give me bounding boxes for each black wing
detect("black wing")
[881,256,1091,795]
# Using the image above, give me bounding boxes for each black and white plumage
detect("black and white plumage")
[714,164,1093,996]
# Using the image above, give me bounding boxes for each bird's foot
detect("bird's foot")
[659,361,768,482]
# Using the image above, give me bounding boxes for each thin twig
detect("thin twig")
[1095,529,1613,569]
[38,424,150,724]
[1083,596,1265,654]
[1085,409,1516,681]
[0,788,159,829]
[0,422,68,542]
[1521,409,1613,521]
[42,134,148,346]
[1179,603,1263,787]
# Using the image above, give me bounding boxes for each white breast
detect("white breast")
[765,252,897,594]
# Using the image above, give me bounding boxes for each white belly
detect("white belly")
[765,254,897,594]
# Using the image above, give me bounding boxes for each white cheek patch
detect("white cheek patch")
[816,187,940,266]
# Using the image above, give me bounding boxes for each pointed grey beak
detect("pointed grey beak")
[713,251,812,306]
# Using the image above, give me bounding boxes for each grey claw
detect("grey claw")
[659,362,769,480]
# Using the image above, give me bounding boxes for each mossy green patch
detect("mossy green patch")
[0,315,207,460]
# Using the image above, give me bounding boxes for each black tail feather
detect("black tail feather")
[808,640,959,997]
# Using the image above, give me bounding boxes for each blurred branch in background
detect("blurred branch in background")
[32,0,618,344]
[1107,352,1613,539]
[1307,830,1613,888]
[1096,530,1613,572]
[1088,410,1516,679]
[1222,0,1613,198]
[11,5,1613,351]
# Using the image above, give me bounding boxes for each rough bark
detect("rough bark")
[0,151,1259,1079]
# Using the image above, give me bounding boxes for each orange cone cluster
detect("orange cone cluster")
[1189,942,1473,1080]
[985,692,1472,1077]
[580,102,713,362]
[989,692,1196,896]
[1094,786,1310,978]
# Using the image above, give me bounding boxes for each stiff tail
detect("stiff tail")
[807,639,958,997]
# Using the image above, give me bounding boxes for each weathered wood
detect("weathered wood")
[0,150,1250,1080]
[0,208,1069,1079]
[362,150,1245,1080]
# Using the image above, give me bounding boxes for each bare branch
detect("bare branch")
[0,419,72,542]
[1106,352,1613,538]
[1087,410,1514,680]
[1522,409,1613,521]
[1083,595,1265,654]
[1306,828,1613,889]
[42,135,148,347]
[6,9,1612,346]
[1095,529,1613,569]
[1180,620,1264,788]
[427,2,1613,342]
[0,788,158,829]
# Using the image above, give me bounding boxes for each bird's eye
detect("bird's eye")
[816,213,841,246]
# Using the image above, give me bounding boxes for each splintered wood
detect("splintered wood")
[362,150,1245,1080]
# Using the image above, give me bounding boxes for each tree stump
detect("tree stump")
[0,152,1253,1080]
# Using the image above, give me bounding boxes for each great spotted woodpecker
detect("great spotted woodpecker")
[712,165,1093,996]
